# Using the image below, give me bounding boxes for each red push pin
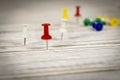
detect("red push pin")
[41,23,52,49]
[75,6,81,23]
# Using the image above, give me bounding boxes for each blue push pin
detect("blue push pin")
[92,22,103,31]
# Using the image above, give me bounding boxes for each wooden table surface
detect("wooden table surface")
[0,23,120,80]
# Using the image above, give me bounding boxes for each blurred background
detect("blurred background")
[0,0,120,25]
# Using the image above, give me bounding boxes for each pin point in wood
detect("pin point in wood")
[75,6,81,23]
[41,23,52,49]
[60,28,67,40]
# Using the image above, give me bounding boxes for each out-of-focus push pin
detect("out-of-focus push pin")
[60,8,70,40]
[103,15,109,19]
[62,8,70,20]
[75,6,81,23]
[92,22,103,31]
[97,16,102,19]
[109,18,119,27]
[41,23,52,49]
[23,24,27,46]
[60,19,67,40]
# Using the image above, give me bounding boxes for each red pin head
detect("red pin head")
[41,23,52,40]
[75,6,81,17]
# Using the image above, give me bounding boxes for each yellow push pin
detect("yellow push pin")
[109,18,119,27]
[97,16,102,19]
[103,15,109,19]
[62,8,70,20]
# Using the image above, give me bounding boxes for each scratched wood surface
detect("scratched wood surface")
[0,0,120,80]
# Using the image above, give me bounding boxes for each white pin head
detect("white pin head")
[22,24,28,38]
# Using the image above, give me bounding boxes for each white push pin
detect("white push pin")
[60,19,67,40]
[23,24,27,46]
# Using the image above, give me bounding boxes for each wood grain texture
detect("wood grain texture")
[0,23,120,79]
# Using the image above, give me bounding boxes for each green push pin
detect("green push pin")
[94,18,102,23]
[89,21,94,26]
[83,18,91,26]
[101,21,106,25]
[95,18,106,25]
